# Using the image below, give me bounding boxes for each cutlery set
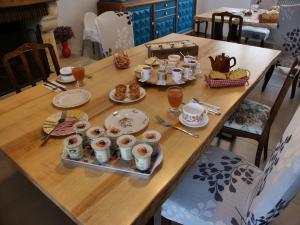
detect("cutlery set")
[43,81,67,91]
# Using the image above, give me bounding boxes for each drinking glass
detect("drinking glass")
[72,66,85,87]
[167,86,183,114]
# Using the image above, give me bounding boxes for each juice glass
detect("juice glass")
[72,66,85,87]
[167,86,183,114]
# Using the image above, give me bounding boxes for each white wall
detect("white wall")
[197,0,251,13]
[57,0,98,55]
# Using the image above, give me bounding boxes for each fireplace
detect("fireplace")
[0,1,59,96]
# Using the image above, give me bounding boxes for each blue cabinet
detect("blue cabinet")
[177,0,195,33]
[128,4,153,46]
[155,16,176,38]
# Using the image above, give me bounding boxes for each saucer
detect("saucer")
[179,114,209,128]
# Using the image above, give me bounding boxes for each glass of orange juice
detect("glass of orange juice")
[167,86,183,114]
[72,66,85,87]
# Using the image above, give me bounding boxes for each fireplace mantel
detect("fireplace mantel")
[0,0,55,8]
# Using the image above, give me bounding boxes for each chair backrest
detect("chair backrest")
[84,12,97,31]
[275,4,300,67]
[2,43,60,93]
[247,57,300,224]
[95,11,134,57]
[211,11,243,43]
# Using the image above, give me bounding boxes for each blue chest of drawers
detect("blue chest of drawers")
[98,0,196,45]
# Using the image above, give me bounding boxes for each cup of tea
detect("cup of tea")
[132,144,153,171]
[182,102,207,125]
[183,65,193,79]
[91,137,111,163]
[64,135,83,160]
[187,60,197,71]
[141,66,152,81]
[172,68,183,83]
[116,135,136,161]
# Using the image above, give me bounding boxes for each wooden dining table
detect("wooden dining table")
[0,33,280,225]
[195,6,278,34]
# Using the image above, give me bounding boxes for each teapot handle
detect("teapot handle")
[230,57,236,68]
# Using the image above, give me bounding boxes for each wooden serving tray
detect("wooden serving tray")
[61,142,163,178]
[145,40,199,59]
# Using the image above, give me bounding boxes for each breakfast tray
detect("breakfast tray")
[145,40,199,59]
[205,77,249,88]
[61,143,163,179]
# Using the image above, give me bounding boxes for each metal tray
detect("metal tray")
[61,143,163,179]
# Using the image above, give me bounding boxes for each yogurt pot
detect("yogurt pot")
[106,127,123,150]
[86,126,105,145]
[132,144,153,171]
[64,135,83,160]
[142,130,161,156]
[91,137,111,163]
[73,121,90,141]
[116,135,136,160]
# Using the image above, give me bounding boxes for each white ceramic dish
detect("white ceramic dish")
[56,75,75,83]
[179,114,209,128]
[109,85,146,104]
[104,108,149,134]
[52,89,91,108]
[60,66,73,75]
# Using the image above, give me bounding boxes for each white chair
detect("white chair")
[95,11,134,58]
[242,0,278,47]
[162,101,300,225]
[262,4,300,97]
[82,12,101,57]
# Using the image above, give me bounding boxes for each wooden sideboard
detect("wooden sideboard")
[97,0,197,45]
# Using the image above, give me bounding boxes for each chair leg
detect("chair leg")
[291,71,300,99]
[92,42,96,55]
[245,37,249,44]
[255,141,264,167]
[81,39,85,56]
[263,135,269,161]
[262,64,275,92]
[204,21,208,38]
[260,40,265,47]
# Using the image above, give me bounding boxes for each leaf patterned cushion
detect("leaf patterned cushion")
[224,99,270,135]
[162,146,262,225]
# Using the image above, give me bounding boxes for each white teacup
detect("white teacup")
[187,60,197,71]
[141,66,152,81]
[60,66,74,82]
[168,54,181,63]
[184,55,196,64]
[183,65,193,79]
[182,102,207,125]
[172,68,183,82]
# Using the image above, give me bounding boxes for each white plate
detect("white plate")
[179,114,209,128]
[43,110,88,136]
[109,85,146,103]
[52,89,91,108]
[104,108,149,134]
[56,75,75,84]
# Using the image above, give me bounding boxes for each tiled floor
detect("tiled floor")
[0,58,300,224]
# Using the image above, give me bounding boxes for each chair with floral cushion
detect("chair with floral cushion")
[95,11,134,58]
[261,4,300,97]
[221,56,300,167]
[162,104,300,225]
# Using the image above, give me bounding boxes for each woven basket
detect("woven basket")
[205,77,249,88]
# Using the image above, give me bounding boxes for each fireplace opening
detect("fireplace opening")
[0,19,50,96]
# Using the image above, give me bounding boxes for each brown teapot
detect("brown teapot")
[209,53,236,73]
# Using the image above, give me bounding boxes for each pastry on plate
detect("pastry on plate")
[115,84,126,100]
[129,83,140,100]
[209,71,228,80]
[229,68,250,80]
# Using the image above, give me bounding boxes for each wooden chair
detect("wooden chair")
[221,55,300,167]
[211,11,243,43]
[2,43,60,93]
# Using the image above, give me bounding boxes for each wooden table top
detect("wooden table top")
[0,33,280,225]
[195,7,278,30]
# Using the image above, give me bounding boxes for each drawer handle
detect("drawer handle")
[165,11,168,15]
[165,3,168,7]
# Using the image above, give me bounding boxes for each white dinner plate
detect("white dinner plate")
[179,114,209,128]
[104,108,149,134]
[109,85,146,104]
[52,89,91,108]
